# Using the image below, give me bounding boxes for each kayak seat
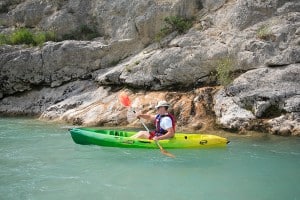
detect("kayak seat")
[114,131,123,136]
[109,131,114,135]
[109,131,124,137]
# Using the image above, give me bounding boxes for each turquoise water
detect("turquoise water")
[0,118,299,200]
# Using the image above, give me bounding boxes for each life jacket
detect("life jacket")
[154,114,176,136]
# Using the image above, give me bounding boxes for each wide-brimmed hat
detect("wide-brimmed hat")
[155,100,170,109]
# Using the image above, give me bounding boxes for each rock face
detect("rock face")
[0,84,217,131]
[0,39,142,96]
[214,64,300,136]
[228,0,300,30]
[0,80,97,116]
[2,0,199,42]
[96,0,300,90]
[0,0,300,136]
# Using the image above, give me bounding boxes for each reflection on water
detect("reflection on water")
[0,117,299,200]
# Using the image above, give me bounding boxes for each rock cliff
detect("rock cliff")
[0,0,299,136]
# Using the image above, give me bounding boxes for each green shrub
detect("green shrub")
[1,25,98,46]
[216,57,234,86]
[33,32,47,46]
[155,16,193,42]
[45,31,57,42]
[0,28,57,46]
[0,34,10,45]
[33,30,57,46]
[79,25,99,40]
[10,28,35,45]
[164,16,193,34]
[155,27,170,42]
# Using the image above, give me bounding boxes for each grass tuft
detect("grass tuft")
[256,25,276,41]
[216,57,235,86]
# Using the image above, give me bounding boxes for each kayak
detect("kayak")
[69,127,230,149]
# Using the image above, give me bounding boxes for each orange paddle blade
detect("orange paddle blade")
[155,141,175,158]
[161,149,176,158]
[119,92,131,107]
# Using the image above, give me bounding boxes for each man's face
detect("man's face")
[157,106,166,114]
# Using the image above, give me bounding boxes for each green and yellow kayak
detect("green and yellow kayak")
[69,127,229,149]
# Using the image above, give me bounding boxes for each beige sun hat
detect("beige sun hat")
[155,100,170,108]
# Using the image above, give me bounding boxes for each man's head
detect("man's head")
[155,100,170,113]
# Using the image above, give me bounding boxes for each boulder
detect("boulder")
[214,64,300,135]
[214,89,255,130]
[267,113,300,136]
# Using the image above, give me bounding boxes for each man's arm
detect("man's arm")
[154,127,174,140]
[137,113,156,121]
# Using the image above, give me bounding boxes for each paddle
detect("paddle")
[119,92,175,158]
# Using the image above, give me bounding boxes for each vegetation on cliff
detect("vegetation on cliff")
[0,28,56,46]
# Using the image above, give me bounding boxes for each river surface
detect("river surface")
[0,117,299,200]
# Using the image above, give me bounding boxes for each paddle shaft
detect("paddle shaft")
[132,110,150,132]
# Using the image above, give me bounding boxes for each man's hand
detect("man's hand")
[135,111,142,119]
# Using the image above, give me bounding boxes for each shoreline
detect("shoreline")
[2,115,298,139]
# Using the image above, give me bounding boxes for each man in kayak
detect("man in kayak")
[130,100,175,140]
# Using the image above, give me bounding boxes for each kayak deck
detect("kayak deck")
[69,127,229,149]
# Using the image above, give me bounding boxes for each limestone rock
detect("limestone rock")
[0,39,142,97]
[97,29,229,90]
[214,89,255,130]
[8,0,51,28]
[0,80,96,116]
[267,113,300,136]
[266,47,300,66]
[228,0,299,30]
[96,7,300,90]
[0,45,43,95]
[39,87,217,130]
[4,0,200,42]
[214,64,300,135]
[2,0,300,95]
[201,0,226,11]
